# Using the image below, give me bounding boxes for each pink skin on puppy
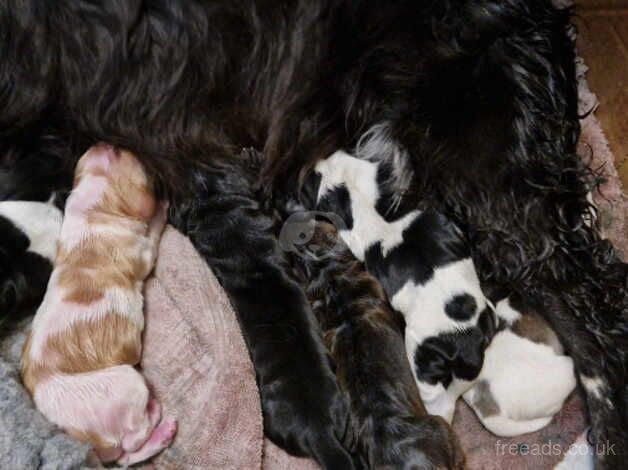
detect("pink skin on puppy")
[21,144,176,466]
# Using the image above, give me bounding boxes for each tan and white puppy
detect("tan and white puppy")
[21,144,175,466]
[463,298,576,437]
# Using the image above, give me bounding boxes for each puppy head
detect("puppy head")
[411,321,493,422]
[75,144,156,223]
[74,143,117,179]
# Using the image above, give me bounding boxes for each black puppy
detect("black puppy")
[168,162,359,468]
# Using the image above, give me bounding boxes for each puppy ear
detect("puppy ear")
[413,336,457,388]
[414,327,489,388]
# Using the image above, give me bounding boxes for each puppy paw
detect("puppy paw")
[263,372,355,469]
[154,417,177,448]
[117,418,178,466]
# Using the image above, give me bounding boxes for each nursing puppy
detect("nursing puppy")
[313,149,496,423]
[283,217,464,469]
[0,200,62,335]
[21,144,175,466]
[464,296,576,437]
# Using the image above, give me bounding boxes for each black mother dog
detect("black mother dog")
[1,1,626,468]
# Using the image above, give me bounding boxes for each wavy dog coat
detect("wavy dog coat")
[2,1,626,467]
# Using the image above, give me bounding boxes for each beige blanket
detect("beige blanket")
[141,227,589,470]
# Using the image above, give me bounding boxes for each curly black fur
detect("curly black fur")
[167,161,357,468]
[1,0,627,468]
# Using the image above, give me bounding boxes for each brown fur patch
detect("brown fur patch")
[88,149,156,223]
[21,313,142,392]
[511,313,563,354]
[471,380,501,417]
[99,176,156,222]
[56,235,149,304]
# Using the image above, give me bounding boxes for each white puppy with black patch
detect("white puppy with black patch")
[314,145,494,424]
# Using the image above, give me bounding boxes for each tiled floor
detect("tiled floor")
[576,0,628,186]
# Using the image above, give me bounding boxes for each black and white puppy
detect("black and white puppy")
[313,148,496,423]
[0,200,63,335]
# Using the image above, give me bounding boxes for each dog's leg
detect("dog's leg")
[526,263,628,469]
[169,167,354,470]
[290,220,465,469]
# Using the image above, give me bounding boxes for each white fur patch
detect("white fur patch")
[0,200,63,262]
[554,430,595,470]
[464,329,576,436]
[494,298,522,325]
[579,375,604,400]
[579,375,613,408]
[394,259,486,343]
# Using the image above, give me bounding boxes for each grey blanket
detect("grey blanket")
[0,321,91,470]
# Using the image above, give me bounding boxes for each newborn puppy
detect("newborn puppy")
[463,295,576,437]
[21,144,175,465]
[0,200,62,334]
[313,150,496,423]
[283,217,465,469]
